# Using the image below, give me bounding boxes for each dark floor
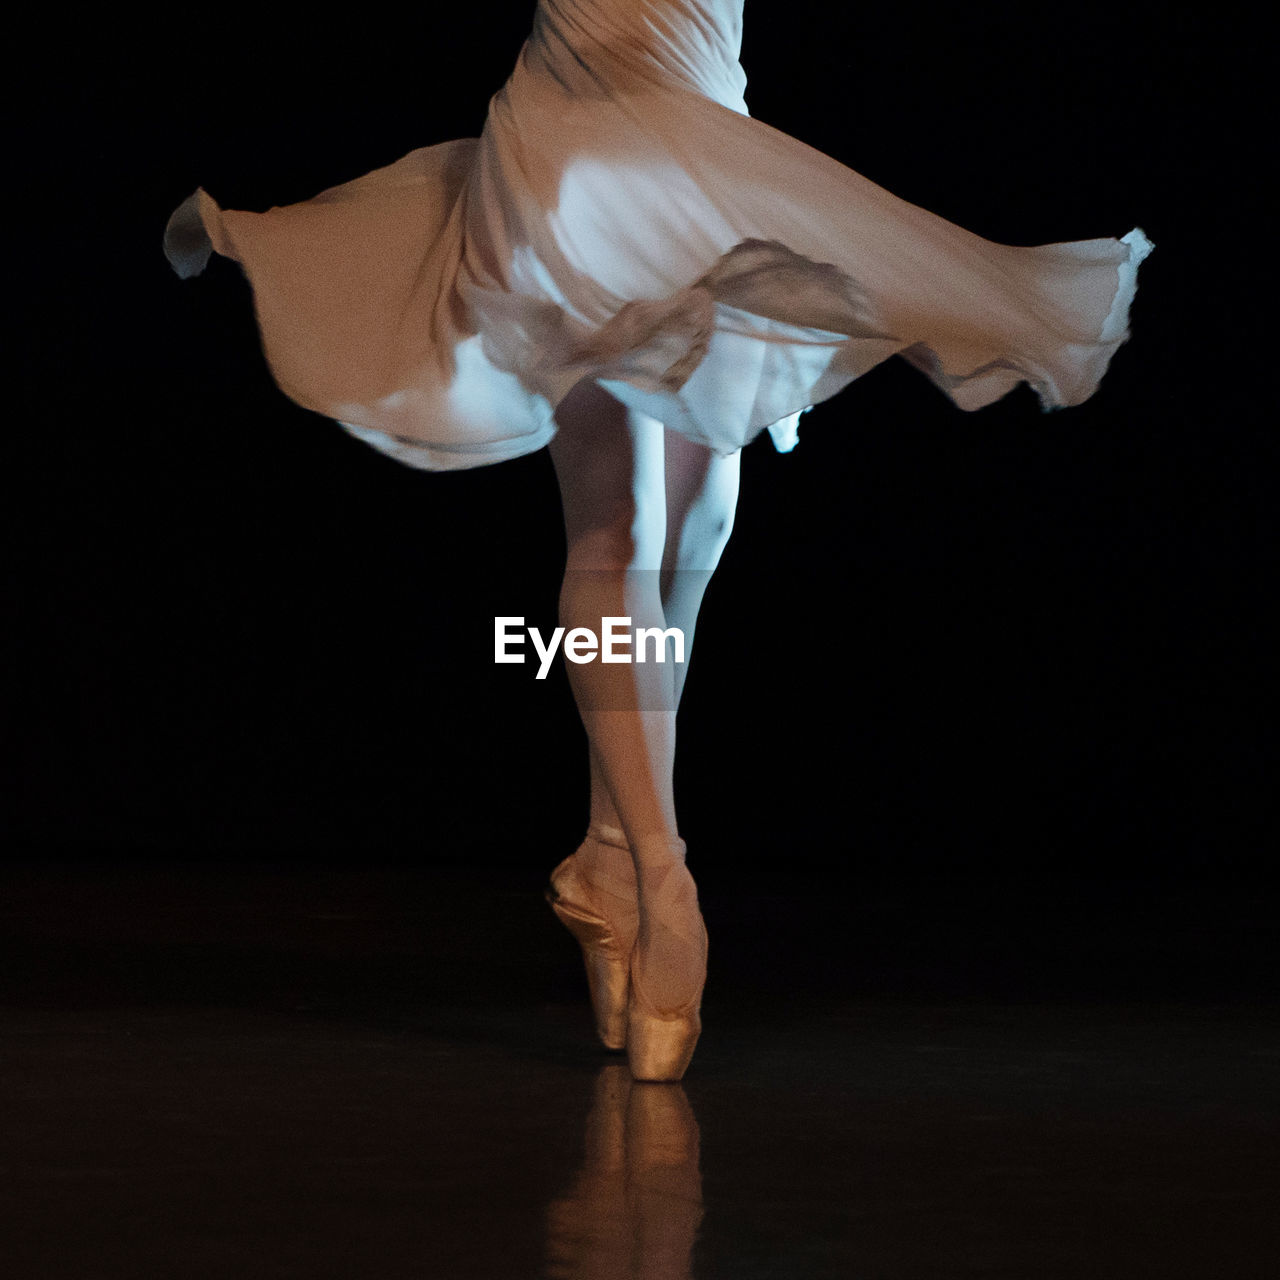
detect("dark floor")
[2,860,1277,1278]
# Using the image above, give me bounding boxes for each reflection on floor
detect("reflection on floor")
[1,861,1276,1278]
[547,1067,702,1280]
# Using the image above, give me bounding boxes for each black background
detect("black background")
[10,2,1274,888]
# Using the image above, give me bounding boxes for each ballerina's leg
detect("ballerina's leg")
[658,425,741,709]
[548,377,677,853]
[580,426,741,832]
[550,379,711,1044]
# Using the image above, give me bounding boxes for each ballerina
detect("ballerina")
[164,0,1152,1081]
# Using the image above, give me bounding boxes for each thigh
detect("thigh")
[549,379,668,569]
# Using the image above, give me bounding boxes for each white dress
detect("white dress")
[163,0,1153,469]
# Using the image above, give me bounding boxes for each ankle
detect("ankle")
[571,826,636,894]
[633,833,688,872]
[586,820,629,851]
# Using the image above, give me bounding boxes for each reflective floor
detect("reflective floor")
[2,862,1277,1278]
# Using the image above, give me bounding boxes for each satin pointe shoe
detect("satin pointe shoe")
[627,835,708,1082]
[546,822,638,1051]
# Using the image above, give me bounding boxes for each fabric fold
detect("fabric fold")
[164,0,1153,470]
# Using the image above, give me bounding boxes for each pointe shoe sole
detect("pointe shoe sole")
[546,889,630,1051]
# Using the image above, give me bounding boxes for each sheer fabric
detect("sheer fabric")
[164,0,1152,468]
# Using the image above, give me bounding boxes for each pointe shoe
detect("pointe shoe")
[546,823,638,1050]
[627,836,708,1083]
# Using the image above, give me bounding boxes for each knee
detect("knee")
[564,495,666,573]
[670,500,736,573]
[565,524,640,573]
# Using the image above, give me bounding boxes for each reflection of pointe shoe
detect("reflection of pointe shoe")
[627,836,708,1083]
[626,1075,701,1172]
[544,1065,702,1279]
[546,823,638,1051]
[626,1079,705,1257]
[543,1065,633,1279]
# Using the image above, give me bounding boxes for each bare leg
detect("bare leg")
[583,427,741,832]
[659,425,741,709]
[549,379,676,850]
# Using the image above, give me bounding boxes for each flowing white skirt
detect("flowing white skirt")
[164,0,1153,469]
